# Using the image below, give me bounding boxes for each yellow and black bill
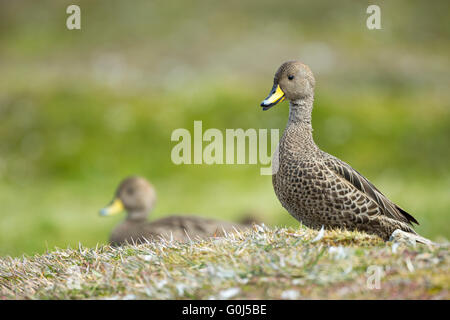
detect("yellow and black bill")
[99,198,124,216]
[260,84,285,110]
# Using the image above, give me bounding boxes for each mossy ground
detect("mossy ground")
[1,225,448,300]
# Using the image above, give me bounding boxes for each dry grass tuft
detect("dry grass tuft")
[0,225,448,299]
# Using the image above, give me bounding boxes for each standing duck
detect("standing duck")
[100,176,253,246]
[260,61,424,241]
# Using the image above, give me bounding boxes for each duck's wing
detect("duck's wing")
[322,152,419,226]
[109,221,160,246]
[175,216,248,235]
[148,216,246,240]
[141,217,191,241]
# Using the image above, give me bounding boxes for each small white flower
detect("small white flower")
[405,258,415,272]
[219,287,240,299]
[139,254,154,261]
[328,246,347,259]
[155,279,167,289]
[311,226,325,242]
[391,242,399,254]
[144,288,153,297]
[175,283,188,296]
[66,278,81,290]
[255,224,265,233]
[66,265,82,290]
[281,289,300,300]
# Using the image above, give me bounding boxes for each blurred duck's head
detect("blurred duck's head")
[260,61,315,110]
[99,176,157,220]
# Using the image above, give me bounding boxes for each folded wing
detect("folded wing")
[322,152,419,226]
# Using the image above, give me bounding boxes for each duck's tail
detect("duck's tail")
[239,215,262,226]
[390,229,437,247]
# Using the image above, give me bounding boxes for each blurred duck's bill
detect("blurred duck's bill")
[260,84,285,110]
[99,198,124,216]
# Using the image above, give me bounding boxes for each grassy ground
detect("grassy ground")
[1,225,448,299]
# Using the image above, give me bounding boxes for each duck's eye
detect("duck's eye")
[288,75,295,80]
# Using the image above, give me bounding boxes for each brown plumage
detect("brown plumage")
[261,61,421,241]
[100,176,253,246]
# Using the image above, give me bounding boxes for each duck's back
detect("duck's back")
[109,216,250,246]
[151,216,249,240]
[109,220,158,246]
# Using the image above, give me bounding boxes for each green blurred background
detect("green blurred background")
[0,0,449,256]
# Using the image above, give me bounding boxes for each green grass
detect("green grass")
[1,225,448,299]
[0,83,449,257]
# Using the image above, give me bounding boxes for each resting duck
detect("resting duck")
[260,61,427,242]
[100,176,254,246]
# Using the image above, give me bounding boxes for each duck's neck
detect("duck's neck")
[288,96,314,125]
[281,96,319,156]
[126,210,148,222]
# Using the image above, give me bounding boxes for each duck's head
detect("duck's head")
[99,176,157,220]
[260,61,315,110]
